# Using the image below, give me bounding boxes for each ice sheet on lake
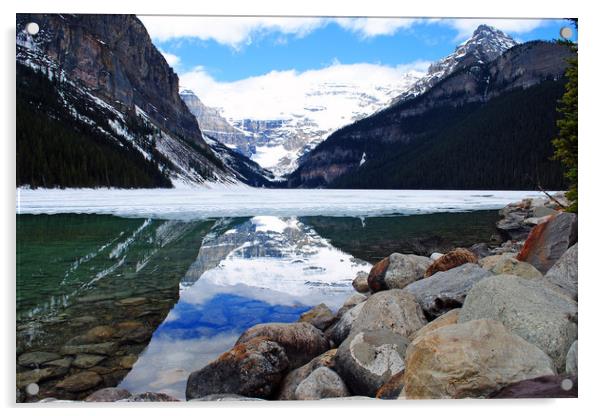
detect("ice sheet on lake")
[16,188,546,220]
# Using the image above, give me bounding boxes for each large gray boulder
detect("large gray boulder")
[517,212,577,273]
[186,337,289,400]
[277,349,337,400]
[294,367,350,400]
[325,302,365,346]
[459,275,578,372]
[403,319,556,399]
[350,289,426,338]
[236,322,330,369]
[335,329,409,397]
[402,263,492,319]
[545,243,578,300]
[367,253,432,292]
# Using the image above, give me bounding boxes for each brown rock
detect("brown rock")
[367,257,390,292]
[517,212,577,273]
[425,248,477,277]
[236,322,330,369]
[403,320,556,399]
[375,371,405,399]
[186,337,289,400]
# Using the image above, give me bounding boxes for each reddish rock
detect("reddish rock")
[425,248,478,277]
[367,257,390,292]
[488,375,577,398]
[517,212,577,273]
[236,322,330,369]
[375,371,405,399]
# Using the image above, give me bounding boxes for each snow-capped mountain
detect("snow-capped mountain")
[184,70,423,179]
[16,14,273,189]
[392,24,517,105]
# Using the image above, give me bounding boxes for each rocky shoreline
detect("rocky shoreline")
[19,193,578,402]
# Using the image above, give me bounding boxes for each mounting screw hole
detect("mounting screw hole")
[25,22,39,36]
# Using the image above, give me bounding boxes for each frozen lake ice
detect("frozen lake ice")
[16,188,546,219]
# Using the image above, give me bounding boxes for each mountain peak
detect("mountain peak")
[392,25,517,105]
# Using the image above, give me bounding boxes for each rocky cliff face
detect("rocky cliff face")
[16,13,245,187]
[289,39,573,189]
[180,89,250,146]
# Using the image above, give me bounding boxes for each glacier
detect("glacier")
[17,188,546,220]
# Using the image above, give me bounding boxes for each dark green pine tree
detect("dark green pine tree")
[553,20,578,212]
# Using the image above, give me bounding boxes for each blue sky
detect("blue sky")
[139,17,575,81]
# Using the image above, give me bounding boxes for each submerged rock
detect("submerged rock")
[459,275,577,372]
[402,263,492,319]
[403,320,556,399]
[425,248,478,277]
[367,253,432,292]
[335,329,409,397]
[186,337,289,400]
[61,342,117,356]
[517,212,577,273]
[236,322,329,369]
[55,371,103,392]
[350,289,426,338]
[488,375,577,398]
[17,351,61,368]
[17,366,68,389]
[72,354,106,369]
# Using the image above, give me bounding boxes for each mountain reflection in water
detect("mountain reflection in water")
[16,211,498,400]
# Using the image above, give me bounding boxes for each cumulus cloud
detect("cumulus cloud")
[334,17,421,38]
[139,15,327,48]
[179,60,429,121]
[139,16,549,48]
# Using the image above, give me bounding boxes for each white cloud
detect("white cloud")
[139,16,326,48]
[334,17,421,38]
[139,16,549,48]
[158,49,181,68]
[179,60,429,122]
[443,18,547,40]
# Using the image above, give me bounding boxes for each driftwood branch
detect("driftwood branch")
[536,183,568,209]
